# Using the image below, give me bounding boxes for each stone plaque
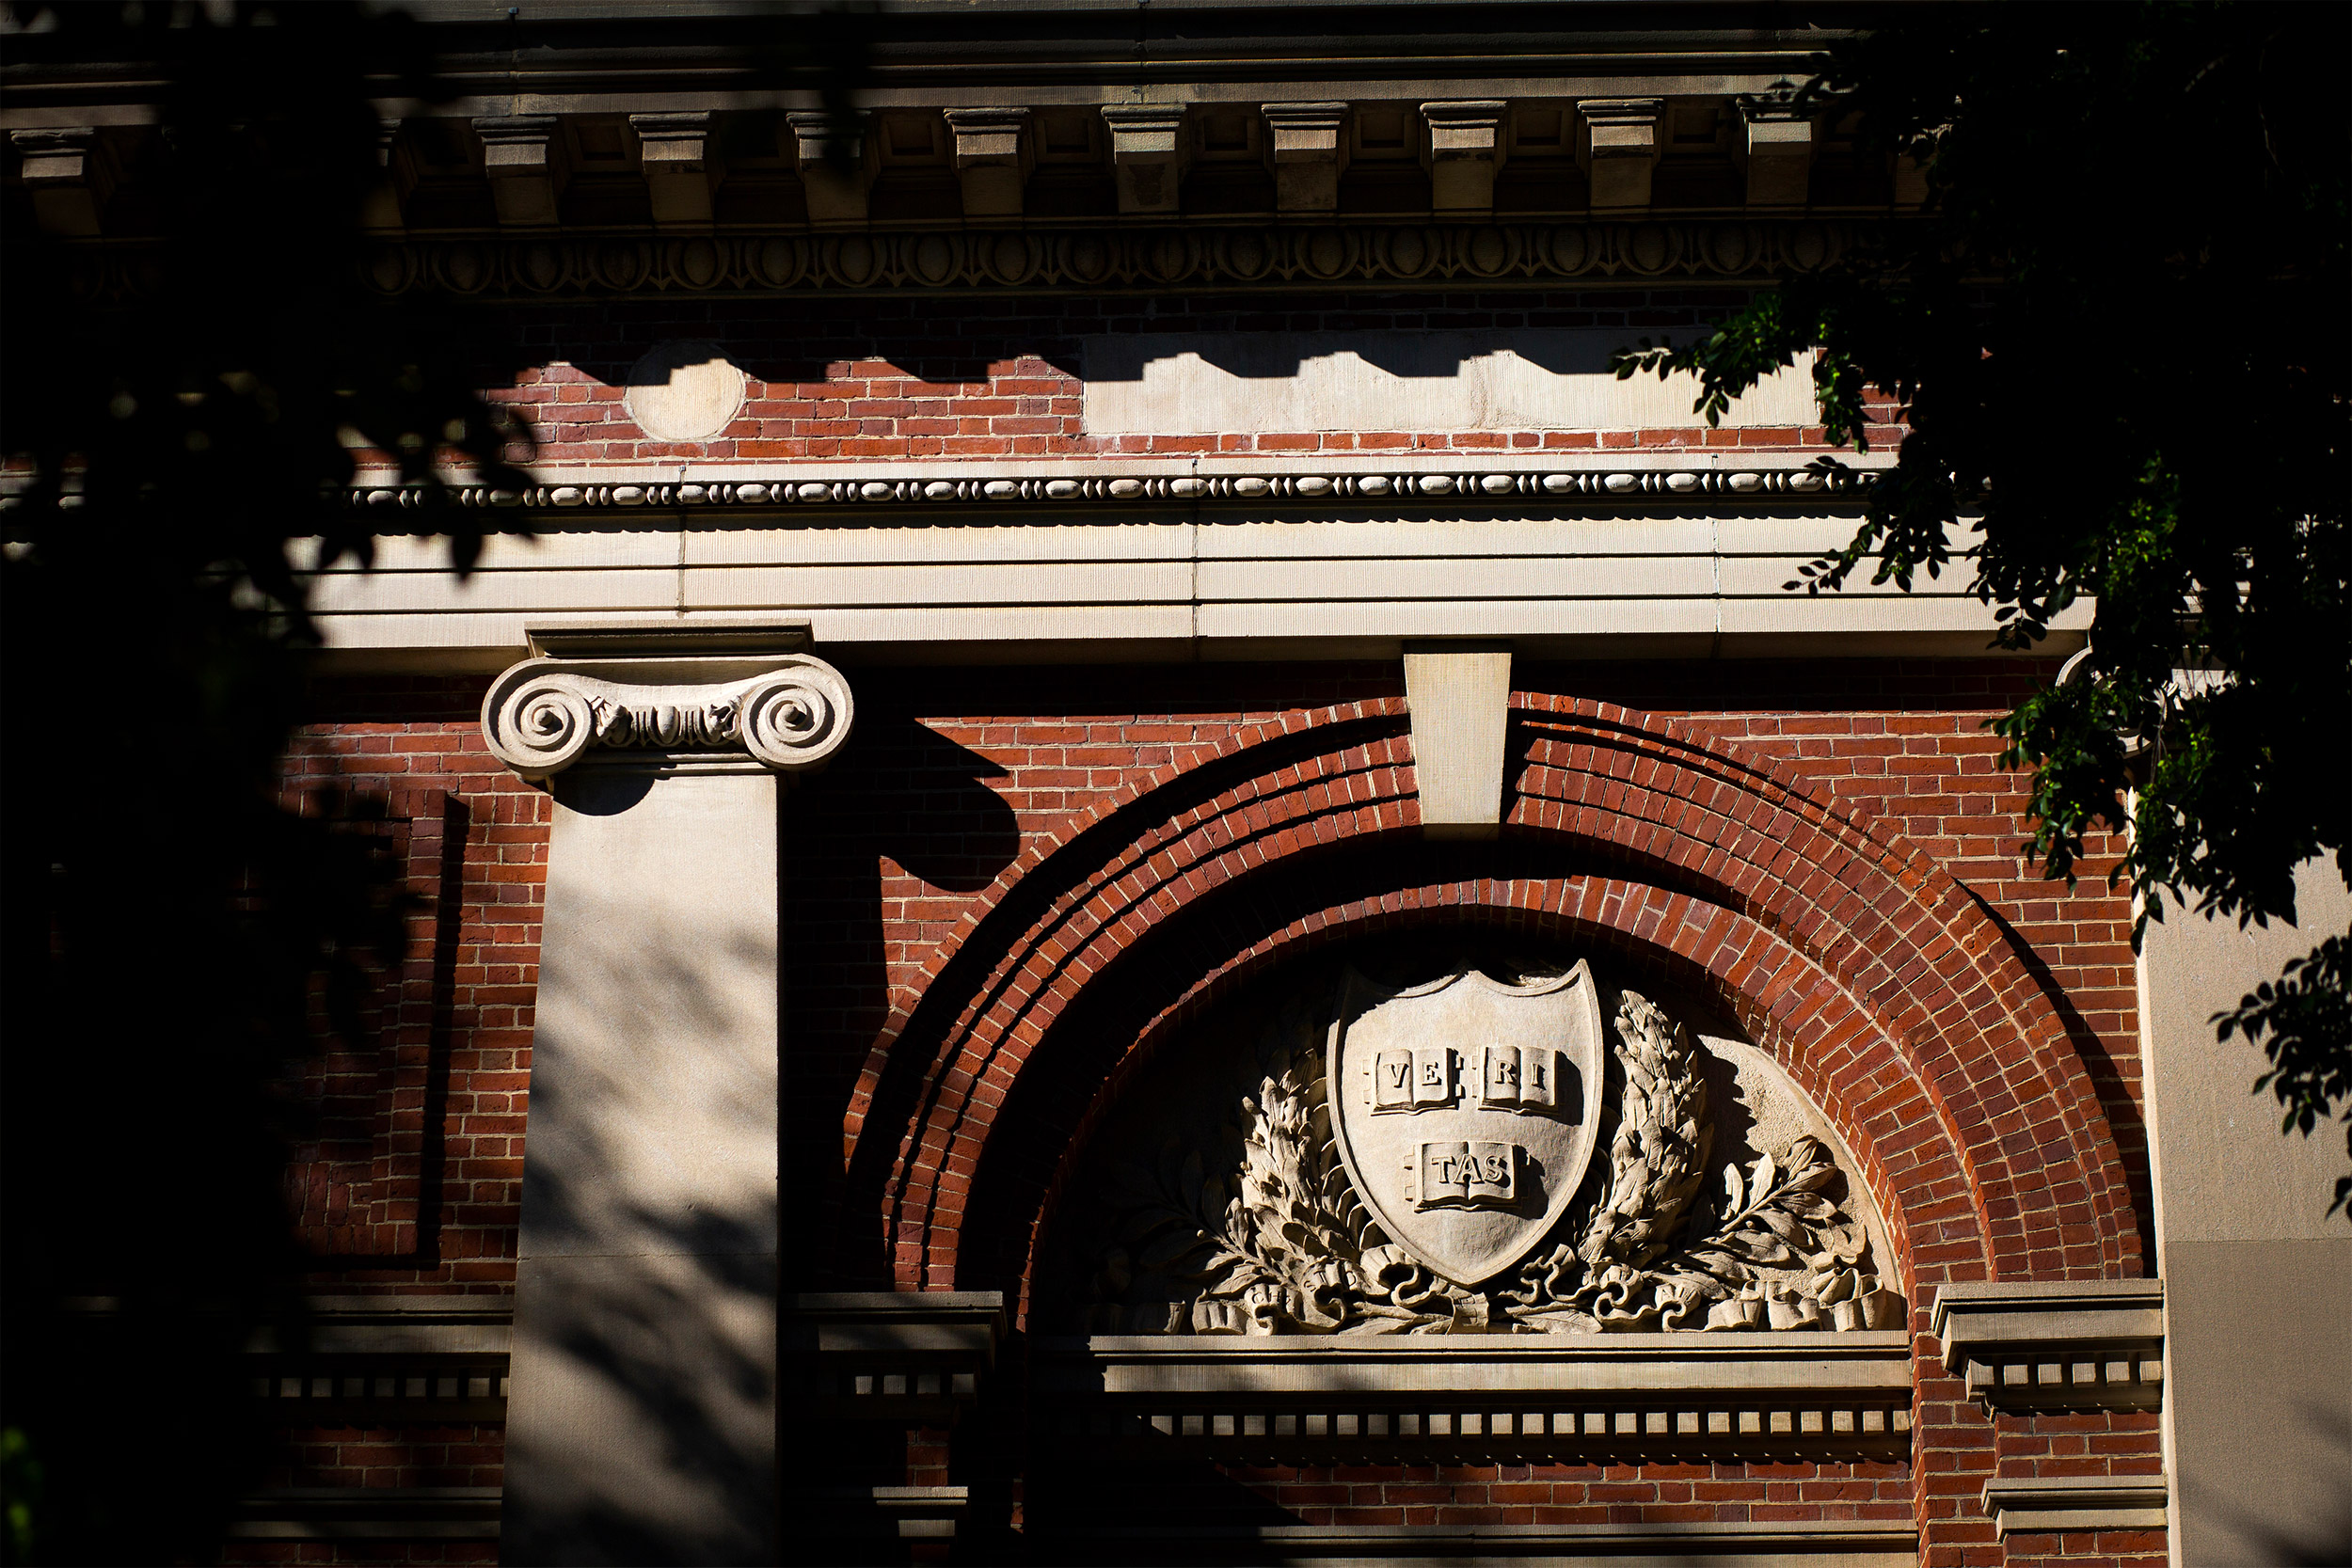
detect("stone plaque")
[1327,964,1602,1286]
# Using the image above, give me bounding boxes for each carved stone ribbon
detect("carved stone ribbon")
[480,654,853,779]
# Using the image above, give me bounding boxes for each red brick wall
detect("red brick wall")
[279,679,549,1293]
[221,1421,502,1568]
[438,289,1905,467]
[1225,1460,1911,1528]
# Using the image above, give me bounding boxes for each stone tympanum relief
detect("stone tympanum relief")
[1327,964,1606,1290]
[1063,954,1905,1337]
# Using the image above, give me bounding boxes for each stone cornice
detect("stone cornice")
[1031,1331,1914,1463]
[1931,1279,2165,1415]
[788,1291,1008,1424]
[1980,1476,2169,1538]
[480,625,852,780]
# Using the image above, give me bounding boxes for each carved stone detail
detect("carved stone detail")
[480,654,852,779]
[327,217,1866,303]
[297,462,1868,519]
[1072,969,1904,1336]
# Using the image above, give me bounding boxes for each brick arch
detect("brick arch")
[994,873,1959,1331]
[835,696,2145,1292]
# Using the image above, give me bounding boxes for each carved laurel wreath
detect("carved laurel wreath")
[1081,982,1904,1336]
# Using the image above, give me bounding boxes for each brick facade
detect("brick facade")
[269,657,2157,1567]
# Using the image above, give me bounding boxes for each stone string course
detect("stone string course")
[341,463,1873,514]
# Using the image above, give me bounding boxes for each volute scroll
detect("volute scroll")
[480,651,854,780]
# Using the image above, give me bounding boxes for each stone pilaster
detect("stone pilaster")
[486,625,852,1566]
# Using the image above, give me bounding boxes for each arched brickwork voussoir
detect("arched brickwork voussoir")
[852,699,2146,1291]
[1508,696,2144,1280]
[836,702,1420,1289]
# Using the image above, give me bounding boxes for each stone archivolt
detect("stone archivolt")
[1070,965,1905,1338]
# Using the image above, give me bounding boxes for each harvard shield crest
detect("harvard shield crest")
[1327,963,1605,1286]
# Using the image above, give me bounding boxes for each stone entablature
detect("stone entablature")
[8,95,1901,245]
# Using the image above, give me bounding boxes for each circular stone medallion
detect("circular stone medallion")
[622,340,748,442]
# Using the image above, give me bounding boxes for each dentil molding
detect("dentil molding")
[479,624,852,780]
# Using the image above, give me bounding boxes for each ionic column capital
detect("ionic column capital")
[479,626,852,781]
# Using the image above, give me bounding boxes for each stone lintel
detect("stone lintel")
[1031,1333,1914,1463]
[944,106,1034,216]
[1262,101,1350,212]
[1043,1330,1913,1397]
[1101,103,1189,214]
[1578,97,1663,209]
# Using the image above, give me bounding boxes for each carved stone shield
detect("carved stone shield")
[1327,963,1605,1286]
